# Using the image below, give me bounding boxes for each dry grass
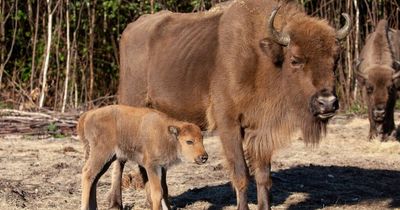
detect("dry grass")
[1,114,400,210]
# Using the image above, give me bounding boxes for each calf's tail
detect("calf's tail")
[77,112,90,160]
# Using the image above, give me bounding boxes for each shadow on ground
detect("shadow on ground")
[171,165,400,210]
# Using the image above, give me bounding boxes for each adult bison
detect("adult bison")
[356,19,400,140]
[115,0,351,209]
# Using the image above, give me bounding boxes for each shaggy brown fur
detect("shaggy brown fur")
[356,19,400,140]
[77,105,207,210]
[389,28,400,66]
[118,0,350,209]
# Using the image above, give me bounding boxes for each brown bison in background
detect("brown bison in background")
[356,19,400,141]
[117,0,351,209]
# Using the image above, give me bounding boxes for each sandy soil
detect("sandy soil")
[1,114,400,210]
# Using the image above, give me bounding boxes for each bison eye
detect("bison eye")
[366,86,374,94]
[290,56,304,68]
[186,140,194,145]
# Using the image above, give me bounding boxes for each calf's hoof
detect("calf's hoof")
[107,193,122,210]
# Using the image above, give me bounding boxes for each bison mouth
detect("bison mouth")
[317,112,336,120]
[372,108,385,122]
[373,116,384,122]
[310,93,338,121]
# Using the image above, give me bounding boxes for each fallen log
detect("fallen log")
[0,109,79,136]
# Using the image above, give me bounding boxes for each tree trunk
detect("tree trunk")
[0,0,18,91]
[30,0,40,92]
[0,0,5,89]
[39,0,53,108]
[62,0,70,113]
[353,0,360,100]
[87,0,97,109]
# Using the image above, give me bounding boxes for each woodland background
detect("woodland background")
[1,0,399,113]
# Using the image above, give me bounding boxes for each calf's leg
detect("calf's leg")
[145,166,164,210]
[81,151,116,210]
[107,160,126,209]
[160,167,171,210]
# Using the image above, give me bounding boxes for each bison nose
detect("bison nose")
[200,153,208,163]
[373,107,385,121]
[317,95,338,113]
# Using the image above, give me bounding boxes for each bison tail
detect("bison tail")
[77,112,90,160]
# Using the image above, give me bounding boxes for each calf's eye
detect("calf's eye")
[186,140,194,145]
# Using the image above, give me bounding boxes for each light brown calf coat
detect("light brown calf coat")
[77,105,208,210]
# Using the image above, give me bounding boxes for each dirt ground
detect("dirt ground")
[1,114,400,210]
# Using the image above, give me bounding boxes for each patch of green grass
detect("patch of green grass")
[46,123,67,138]
[53,133,66,139]
[0,102,13,109]
[346,102,368,115]
[47,123,58,132]
[395,100,400,110]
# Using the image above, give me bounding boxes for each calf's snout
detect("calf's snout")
[195,153,208,164]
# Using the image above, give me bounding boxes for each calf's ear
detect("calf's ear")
[260,38,284,67]
[168,126,180,139]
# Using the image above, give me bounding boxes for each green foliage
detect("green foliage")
[0,102,13,109]
[346,101,368,115]
[53,133,66,138]
[395,100,400,110]
[47,123,58,132]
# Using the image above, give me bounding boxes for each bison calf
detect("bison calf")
[77,105,208,210]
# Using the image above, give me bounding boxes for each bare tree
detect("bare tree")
[62,0,71,113]
[39,0,60,108]
[0,0,18,90]
[30,0,40,92]
[87,0,97,109]
[353,0,360,100]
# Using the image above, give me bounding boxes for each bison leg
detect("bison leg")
[160,167,171,209]
[81,153,116,210]
[368,114,378,140]
[219,126,250,210]
[145,165,164,210]
[381,94,396,141]
[254,161,272,210]
[107,160,126,209]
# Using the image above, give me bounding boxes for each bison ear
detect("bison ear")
[260,38,284,67]
[356,72,366,86]
[168,126,180,139]
[392,71,400,89]
[394,60,400,71]
[392,71,400,80]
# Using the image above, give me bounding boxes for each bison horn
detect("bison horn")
[267,6,290,46]
[393,71,400,80]
[394,60,400,71]
[336,13,352,40]
[353,59,362,71]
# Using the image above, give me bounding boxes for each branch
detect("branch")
[4,0,18,66]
